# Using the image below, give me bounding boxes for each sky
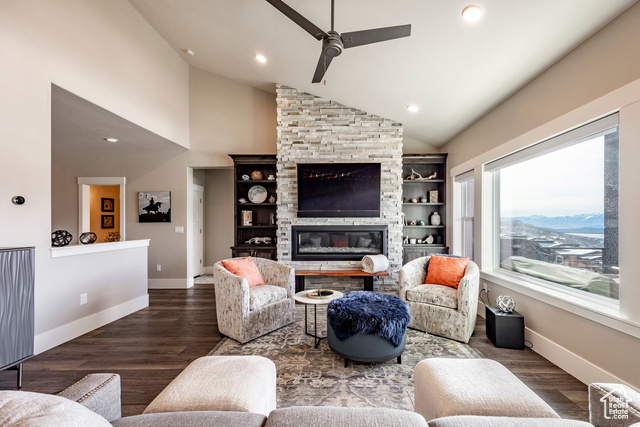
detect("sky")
[500,135,608,217]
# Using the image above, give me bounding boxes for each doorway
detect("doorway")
[192,184,204,277]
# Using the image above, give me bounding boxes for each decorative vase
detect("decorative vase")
[430,212,441,226]
[496,295,516,313]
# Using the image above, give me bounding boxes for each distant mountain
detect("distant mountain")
[508,214,604,232]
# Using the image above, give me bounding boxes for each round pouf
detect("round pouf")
[327,291,410,367]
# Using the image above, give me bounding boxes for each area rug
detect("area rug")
[209,305,482,410]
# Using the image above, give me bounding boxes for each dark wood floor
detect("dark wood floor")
[0,283,588,420]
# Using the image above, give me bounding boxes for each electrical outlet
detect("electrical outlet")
[80,293,87,305]
[157,264,162,272]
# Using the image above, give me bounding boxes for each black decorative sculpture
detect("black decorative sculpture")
[51,230,72,247]
[79,232,97,244]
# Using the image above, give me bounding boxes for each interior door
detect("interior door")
[192,185,204,277]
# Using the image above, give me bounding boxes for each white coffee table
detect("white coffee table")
[294,289,344,348]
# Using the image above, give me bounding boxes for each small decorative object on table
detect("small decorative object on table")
[430,212,441,226]
[411,198,418,203]
[79,232,97,244]
[496,295,516,313]
[245,236,272,244]
[409,238,417,244]
[251,170,263,180]
[403,236,409,244]
[425,235,434,244]
[418,220,426,226]
[238,198,248,203]
[306,289,334,299]
[267,174,275,181]
[409,220,417,226]
[241,210,252,226]
[51,230,72,247]
[105,232,120,242]
[268,195,276,203]
[403,197,407,203]
[241,174,250,181]
[429,190,438,203]
[420,196,427,203]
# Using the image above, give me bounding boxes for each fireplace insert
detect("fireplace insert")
[291,225,387,261]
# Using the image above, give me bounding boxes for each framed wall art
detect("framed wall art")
[101,215,115,229]
[102,197,114,212]
[139,191,171,223]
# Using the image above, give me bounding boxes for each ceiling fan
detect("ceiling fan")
[266,0,411,83]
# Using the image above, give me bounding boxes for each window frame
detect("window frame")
[453,171,475,260]
[487,114,620,306]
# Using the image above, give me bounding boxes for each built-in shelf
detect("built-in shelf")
[403,203,445,206]
[403,244,446,248]
[237,225,277,229]
[404,225,445,229]
[238,203,276,206]
[236,180,277,184]
[403,179,445,183]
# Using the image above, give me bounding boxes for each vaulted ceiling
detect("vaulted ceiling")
[128,0,636,146]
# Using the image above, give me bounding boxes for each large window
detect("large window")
[489,115,619,301]
[455,173,475,260]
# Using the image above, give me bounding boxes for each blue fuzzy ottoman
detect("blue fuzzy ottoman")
[327,291,411,367]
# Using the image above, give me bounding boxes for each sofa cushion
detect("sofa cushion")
[424,255,469,289]
[406,284,457,309]
[414,359,560,421]
[0,391,111,427]
[144,356,276,417]
[265,406,428,427]
[222,257,265,287]
[428,416,593,427]
[112,411,267,427]
[249,285,288,310]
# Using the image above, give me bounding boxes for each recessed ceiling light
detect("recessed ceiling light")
[104,138,119,143]
[184,49,195,57]
[255,54,267,63]
[462,5,483,23]
[407,105,419,113]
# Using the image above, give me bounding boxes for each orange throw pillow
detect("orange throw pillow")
[424,255,470,289]
[221,257,265,287]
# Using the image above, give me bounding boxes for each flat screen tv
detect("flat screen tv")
[297,163,381,217]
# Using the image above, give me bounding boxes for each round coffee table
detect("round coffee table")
[294,289,344,348]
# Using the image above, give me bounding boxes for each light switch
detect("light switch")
[175,226,185,233]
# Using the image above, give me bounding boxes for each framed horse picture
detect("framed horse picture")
[138,191,171,223]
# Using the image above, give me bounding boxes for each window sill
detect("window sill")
[480,270,640,340]
[50,240,150,258]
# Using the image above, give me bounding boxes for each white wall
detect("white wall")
[441,2,640,389]
[0,0,189,352]
[203,169,235,269]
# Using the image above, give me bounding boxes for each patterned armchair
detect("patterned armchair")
[399,256,479,343]
[213,257,295,344]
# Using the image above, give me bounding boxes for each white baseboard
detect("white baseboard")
[34,294,149,354]
[148,278,194,289]
[477,299,634,389]
[524,328,634,389]
[203,266,214,275]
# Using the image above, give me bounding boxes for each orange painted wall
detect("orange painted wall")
[90,185,120,242]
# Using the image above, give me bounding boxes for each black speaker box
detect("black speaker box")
[485,305,525,350]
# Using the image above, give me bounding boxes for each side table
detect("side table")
[485,306,525,350]
[294,289,344,349]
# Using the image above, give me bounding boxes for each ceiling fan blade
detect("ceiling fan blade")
[265,0,328,40]
[342,24,411,49]
[312,52,333,83]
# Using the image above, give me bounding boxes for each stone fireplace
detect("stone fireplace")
[275,85,403,292]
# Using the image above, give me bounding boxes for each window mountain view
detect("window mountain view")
[500,213,618,300]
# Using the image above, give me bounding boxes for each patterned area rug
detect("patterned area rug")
[209,305,482,410]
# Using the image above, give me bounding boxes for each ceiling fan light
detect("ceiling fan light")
[462,5,483,23]
[255,54,267,63]
[407,105,419,113]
